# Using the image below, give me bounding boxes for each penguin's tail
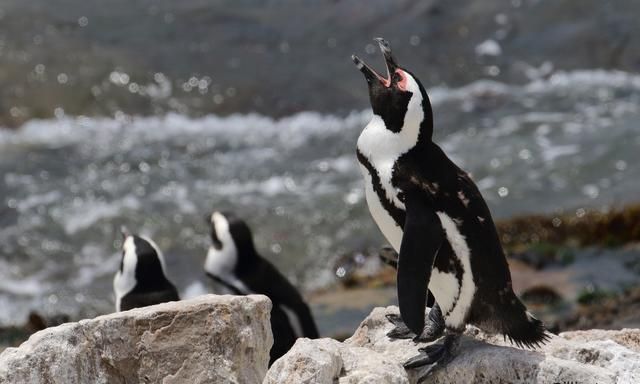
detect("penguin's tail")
[502,307,551,349]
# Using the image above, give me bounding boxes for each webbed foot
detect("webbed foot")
[404,332,460,383]
[386,303,445,342]
[386,313,413,339]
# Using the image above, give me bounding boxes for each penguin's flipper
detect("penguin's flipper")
[397,188,444,336]
[380,245,436,309]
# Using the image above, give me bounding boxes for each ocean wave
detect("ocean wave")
[1,68,639,146]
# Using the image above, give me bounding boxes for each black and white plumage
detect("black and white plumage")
[204,211,319,365]
[352,38,549,376]
[113,230,180,312]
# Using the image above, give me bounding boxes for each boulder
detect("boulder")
[265,306,640,384]
[0,294,272,384]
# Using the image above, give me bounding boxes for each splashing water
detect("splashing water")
[1,69,640,324]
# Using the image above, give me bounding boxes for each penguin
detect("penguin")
[352,38,549,379]
[113,228,180,312]
[204,211,319,365]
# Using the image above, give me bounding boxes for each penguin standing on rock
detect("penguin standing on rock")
[113,228,180,312]
[352,38,549,379]
[204,211,319,365]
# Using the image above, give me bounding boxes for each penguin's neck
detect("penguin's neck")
[358,78,427,164]
[357,113,422,207]
[114,239,139,301]
[205,244,238,278]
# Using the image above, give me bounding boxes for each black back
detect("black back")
[394,143,513,294]
[120,236,179,310]
[207,212,320,364]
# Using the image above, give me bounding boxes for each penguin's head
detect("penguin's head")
[352,38,433,139]
[205,211,257,278]
[114,232,169,310]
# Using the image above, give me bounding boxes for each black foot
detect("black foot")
[386,303,445,342]
[385,313,413,339]
[404,333,460,383]
[378,246,398,269]
[413,303,445,343]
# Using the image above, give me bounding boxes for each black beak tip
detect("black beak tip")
[374,37,391,52]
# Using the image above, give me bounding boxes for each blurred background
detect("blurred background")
[1,0,640,344]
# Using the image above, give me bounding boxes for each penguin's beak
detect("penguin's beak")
[120,226,130,240]
[352,37,399,86]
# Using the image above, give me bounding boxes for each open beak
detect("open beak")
[352,38,399,86]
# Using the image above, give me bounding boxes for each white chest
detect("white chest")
[205,246,251,294]
[357,115,420,251]
[113,237,139,312]
[429,212,476,328]
[113,270,136,312]
[357,115,415,207]
[359,163,403,251]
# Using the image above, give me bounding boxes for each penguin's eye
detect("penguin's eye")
[393,72,401,83]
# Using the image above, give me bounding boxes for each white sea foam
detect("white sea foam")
[475,39,502,57]
[15,191,62,212]
[51,195,141,235]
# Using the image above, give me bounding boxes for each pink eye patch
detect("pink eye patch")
[396,70,408,91]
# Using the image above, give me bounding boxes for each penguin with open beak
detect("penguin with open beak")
[352,38,549,380]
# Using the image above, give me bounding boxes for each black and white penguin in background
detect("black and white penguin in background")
[114,228,180,311]
[352,38,549,379]
[204,211,319,365]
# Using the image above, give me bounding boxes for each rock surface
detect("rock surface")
[0,294,272,384]
[265,306,640,384]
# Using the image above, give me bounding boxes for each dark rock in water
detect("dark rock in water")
[576,284,615,305]
[0,312,71,349]
[521,285,562,306]
[25,313,47,333]
[497,204,640,253]
[510,244,575,269]
[561,287,640,331]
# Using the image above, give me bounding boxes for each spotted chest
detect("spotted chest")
[356,116,417,251]
[356,152,477,328]
[357,160,404,251]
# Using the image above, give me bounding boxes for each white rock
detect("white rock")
[0,294,272,384]
[266,306,640,384]
[264,338,408,384]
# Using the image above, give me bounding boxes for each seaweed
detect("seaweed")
[497,203,640,253]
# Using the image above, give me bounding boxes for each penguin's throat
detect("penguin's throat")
[205,246,238,276]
